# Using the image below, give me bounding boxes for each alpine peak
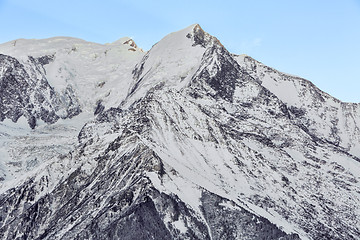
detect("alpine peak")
[109,37,143,52]
[122,38,138,48]
[0,24,359,240]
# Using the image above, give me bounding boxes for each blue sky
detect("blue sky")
[0,0,359,102]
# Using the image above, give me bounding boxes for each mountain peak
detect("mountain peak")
[122,38,137,48]
[1,24,359,240]
[124,24,218,107]
[107,37,143,52]
[111,37,135,47]
[183,23,204,34]
[184,24,212,48]
[183,23,225,50]
[193,23,205,35]
[124,23,235,107]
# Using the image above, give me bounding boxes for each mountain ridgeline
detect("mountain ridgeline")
[0,24,359,240]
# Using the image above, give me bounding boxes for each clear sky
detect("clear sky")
[0,0,359,103]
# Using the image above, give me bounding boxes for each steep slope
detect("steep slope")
[0,53,80,128]
[0,36,144,119]
[235,54,360,156]
[0,36,144,188]
[0,92,300,240]
[125,24,211,106]
[0,24,359,240]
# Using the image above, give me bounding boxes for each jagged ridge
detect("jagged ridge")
[0,24,359,240]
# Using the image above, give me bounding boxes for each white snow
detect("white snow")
[123,24,207,107]
[0,112,93,192]
[235,54,360,156]
[0,24,359,240]
[0,36,145,113]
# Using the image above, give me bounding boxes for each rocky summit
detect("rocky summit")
[0,24,359,240]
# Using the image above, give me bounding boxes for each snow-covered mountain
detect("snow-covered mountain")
[0,24,359,240]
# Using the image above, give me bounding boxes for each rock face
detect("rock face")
[0,24,359,240]
[0,54,80,128]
